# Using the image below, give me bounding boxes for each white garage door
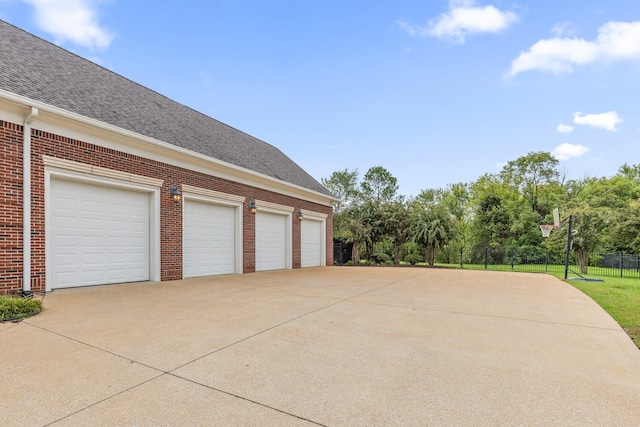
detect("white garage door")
[255,212,287,271]
[183,199,236,278]
[301,219,323,267]
[50,178,150,289]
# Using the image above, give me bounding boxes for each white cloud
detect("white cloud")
[552,143,589,160]
[573,111,623,131]
[507,21,640,77]
[399,0,518,44]
[397,20,419,37]
[551,22,578,38]
[22,0,113,50]
[556,124,574,134]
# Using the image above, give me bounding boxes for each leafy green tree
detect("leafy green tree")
[360,166,398,205]
[509,207,545,248]
[499,151,559,214]
[618,163,640,181]
[381,199,410,264]
[327,157,640,270]
[321,168,360,214]
[343,205,370,265]
[571,207,607,274]
[409,201,457,266]
[574,175,640,210]
[468,173,517,247]
[442,183,470,222]
[472,194,511,247]
[415,184,470,262]
[359,200,384,261]
[563,174,591,203]
[608,201,640,253]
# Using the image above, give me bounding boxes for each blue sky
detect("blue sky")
[1,0,639,197]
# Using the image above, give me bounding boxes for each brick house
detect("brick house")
[0,21,336,294]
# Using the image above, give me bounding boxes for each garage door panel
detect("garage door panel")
[54,220,76,231]
[55,253,76,266]
[50,178,151,289]
[55,271,77,285]
[82,199,101,213]
[55,234,76,248]
[255,212,287,271]
[301,219,323,267]
[54,195,76,210]
[107,235,125,247]
[83,252,102,264]
[183,200,236,278]
[85,218,102,229]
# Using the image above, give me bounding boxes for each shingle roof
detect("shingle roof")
[0,20,333,198]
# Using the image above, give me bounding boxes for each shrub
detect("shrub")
[370,252,391,264]
[0,296,42,321]
[404,253,424,266]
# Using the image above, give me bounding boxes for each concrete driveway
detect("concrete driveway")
[2,267,639,426]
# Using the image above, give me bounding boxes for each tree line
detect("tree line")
[322,152,640,268]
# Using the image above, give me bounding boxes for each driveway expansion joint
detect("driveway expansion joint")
[23,321,167,373]
[168,272,430,372]
[166,372,329,427]
[43,374,166,426]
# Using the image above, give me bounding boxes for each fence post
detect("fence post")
[460,247,463,268]
[620,252,623,278]
[484,247,488,270]
[545,249,548,272]
[510,248,514,270]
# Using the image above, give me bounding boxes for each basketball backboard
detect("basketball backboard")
[553,207,560,228]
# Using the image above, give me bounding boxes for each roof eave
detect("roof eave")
[0,89,339,206]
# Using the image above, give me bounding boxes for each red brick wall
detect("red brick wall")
[0,120,333,293]
[0,121,24,293]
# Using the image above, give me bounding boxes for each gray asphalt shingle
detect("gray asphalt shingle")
[0,20,333,197]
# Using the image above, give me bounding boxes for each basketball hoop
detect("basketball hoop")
[540,224,555,238]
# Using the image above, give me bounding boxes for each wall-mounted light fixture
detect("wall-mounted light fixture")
[248,200,257,214]
[170,185,181,202]
[297,209,304,221]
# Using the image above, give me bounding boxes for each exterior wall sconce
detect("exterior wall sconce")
[297,209,304,221]
[248,200,257,214]
[170,185,181,202]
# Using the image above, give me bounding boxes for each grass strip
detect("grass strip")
[0,296,42,321]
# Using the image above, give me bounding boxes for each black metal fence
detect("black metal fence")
[578,252,640,278]
[333,240,353,265]
[334,242,640,279]
[444,247,640,279]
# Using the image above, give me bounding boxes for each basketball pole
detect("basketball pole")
[563,215,573,280]
[544,209,576,280]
